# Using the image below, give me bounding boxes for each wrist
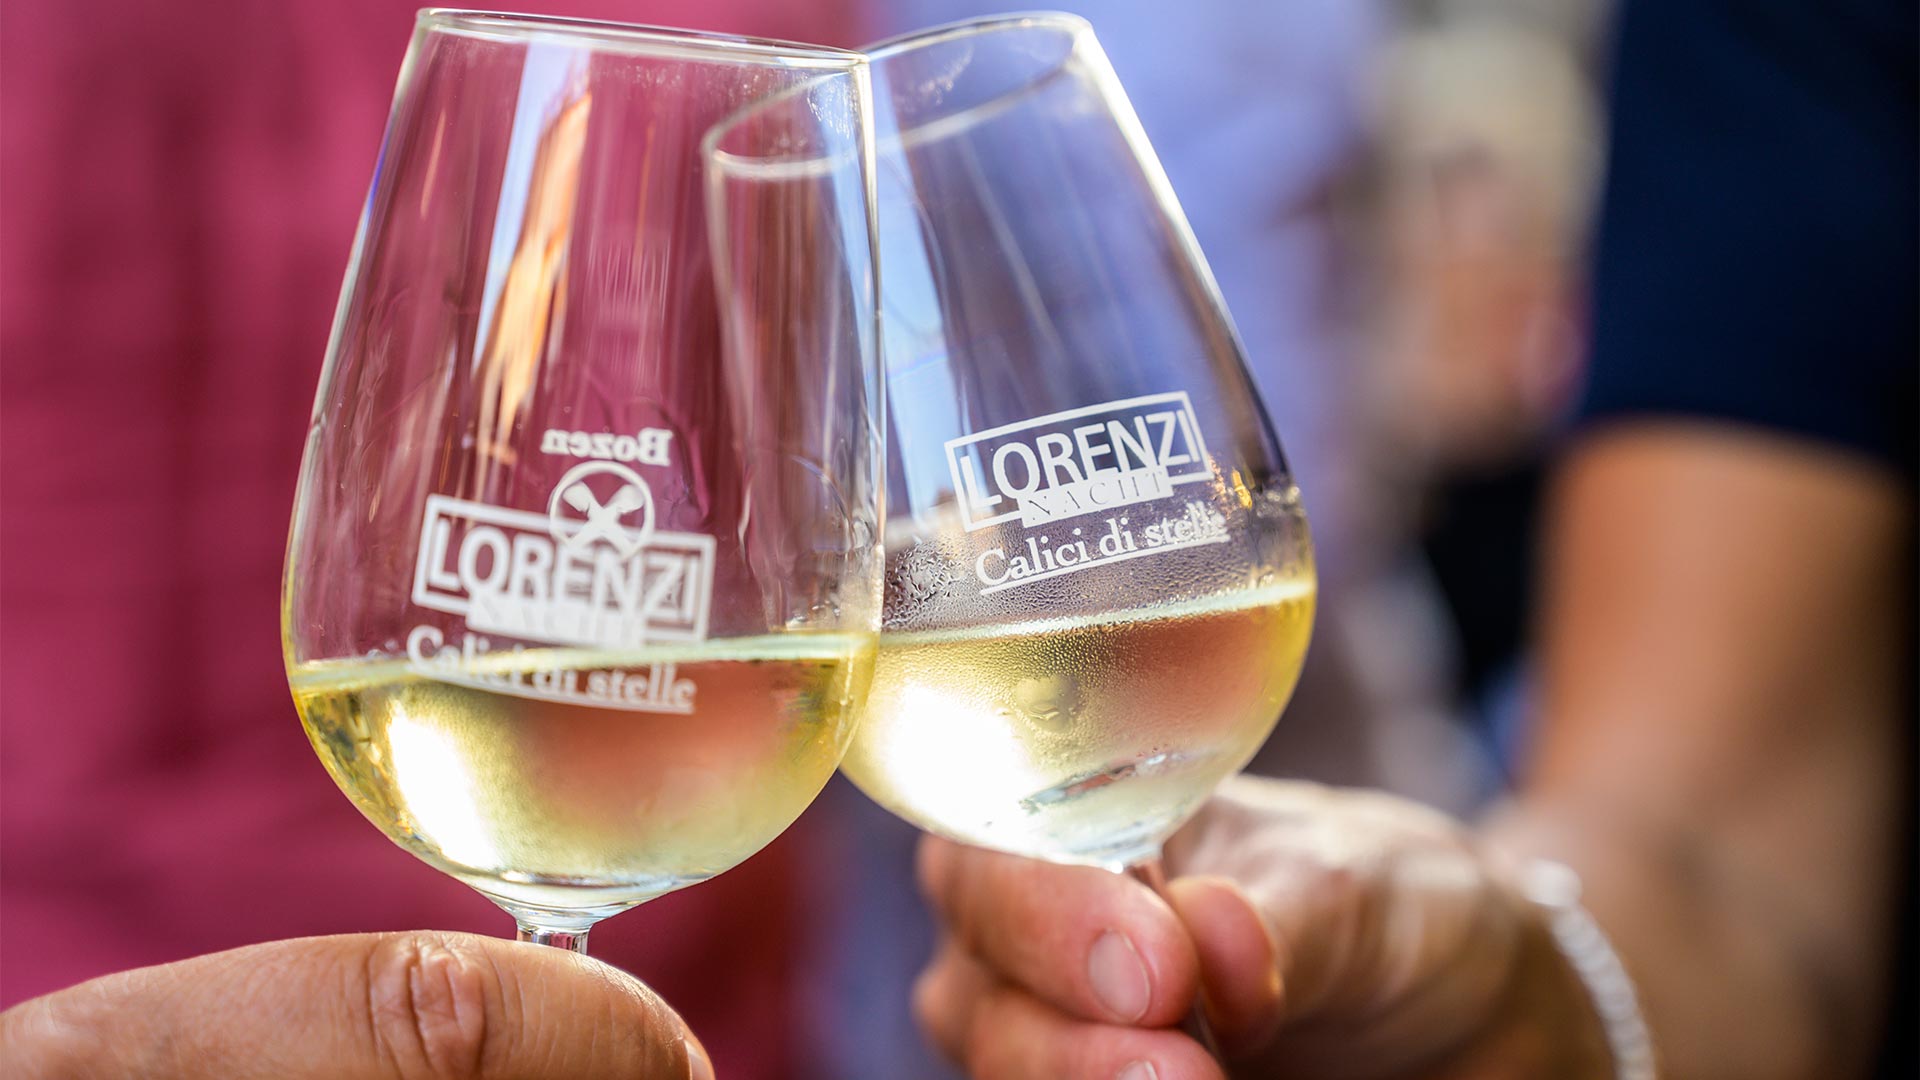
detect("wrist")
[1429,862,1623,1080]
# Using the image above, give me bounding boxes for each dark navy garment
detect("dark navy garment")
[1582,3,1915,1075]
[1583,0,1917,478]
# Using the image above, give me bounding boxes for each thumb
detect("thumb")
[1163,876,1285,1054]
[1,931,712,1079]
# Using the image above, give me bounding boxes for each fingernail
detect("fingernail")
[1116,1061,1158,1080]
[684,1034,714,1080]
[1088,930,1151,1022]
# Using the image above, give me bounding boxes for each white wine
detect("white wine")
[841,578,1314,866]
[290,633,872,914]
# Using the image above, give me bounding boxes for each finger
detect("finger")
[918,837,1200,1027]
[912,939,992,1064]
[957,974,1226,1080]
[1163,875,1285,1053]
[0,931,710,1080]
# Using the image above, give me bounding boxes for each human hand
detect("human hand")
[912,777,1613,1079]
[0,931,710,1079]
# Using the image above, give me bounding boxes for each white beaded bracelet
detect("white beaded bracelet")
[1520,859,1659,1080]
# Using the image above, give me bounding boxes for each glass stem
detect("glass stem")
[1124,852,1223,1060]
[516,923,591,954]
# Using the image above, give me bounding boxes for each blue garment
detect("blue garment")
[1583,0,1917,478]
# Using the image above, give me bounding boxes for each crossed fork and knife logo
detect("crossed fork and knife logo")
[546,461,656,559]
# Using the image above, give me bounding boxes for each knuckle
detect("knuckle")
[915,836,958,912]
[962,987,1033,1079]
[913,952,969,1065]
[910,973,952,1060]
[909,968,940,1033]
[1312,862,1365,914]
[362,934,498,1079]
[1,995,109,1078]
[4,976,172,1077]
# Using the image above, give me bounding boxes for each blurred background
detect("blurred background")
[2,1,1608,1076]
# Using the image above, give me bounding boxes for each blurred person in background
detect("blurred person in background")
[1363,0,1608,771]
[910,1,1915,1078]
[0,2,860,1076]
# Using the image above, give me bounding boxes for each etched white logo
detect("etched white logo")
[944,392,1213,531]
[412,493,713,650]
[540,426,674,466]
[941,391,1232,595]
[971,502,1231,595]
[547,461,655,559]
[403,625,697,714]
[407,425,709,713]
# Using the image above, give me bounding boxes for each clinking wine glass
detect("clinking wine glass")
[282,10,883,953]
[837,12,1316,1048]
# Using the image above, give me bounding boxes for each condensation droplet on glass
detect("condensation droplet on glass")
[1009,673,1083,734]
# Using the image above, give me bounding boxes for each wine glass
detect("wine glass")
[282,10,883,954]
[839,12,1316,1047]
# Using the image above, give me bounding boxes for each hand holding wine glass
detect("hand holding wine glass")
[911,777,1617,1079]
[840,10,1315,1059]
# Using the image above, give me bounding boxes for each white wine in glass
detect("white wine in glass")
[841,12,1316,1049]
[282,11,884,951]
[849,577,1311,866]
[291,636,871,915]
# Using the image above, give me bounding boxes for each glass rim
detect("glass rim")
[706,10,1099,176]
[861,10,1091,60]
[705,71,875,180]
[419,9,869,68]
